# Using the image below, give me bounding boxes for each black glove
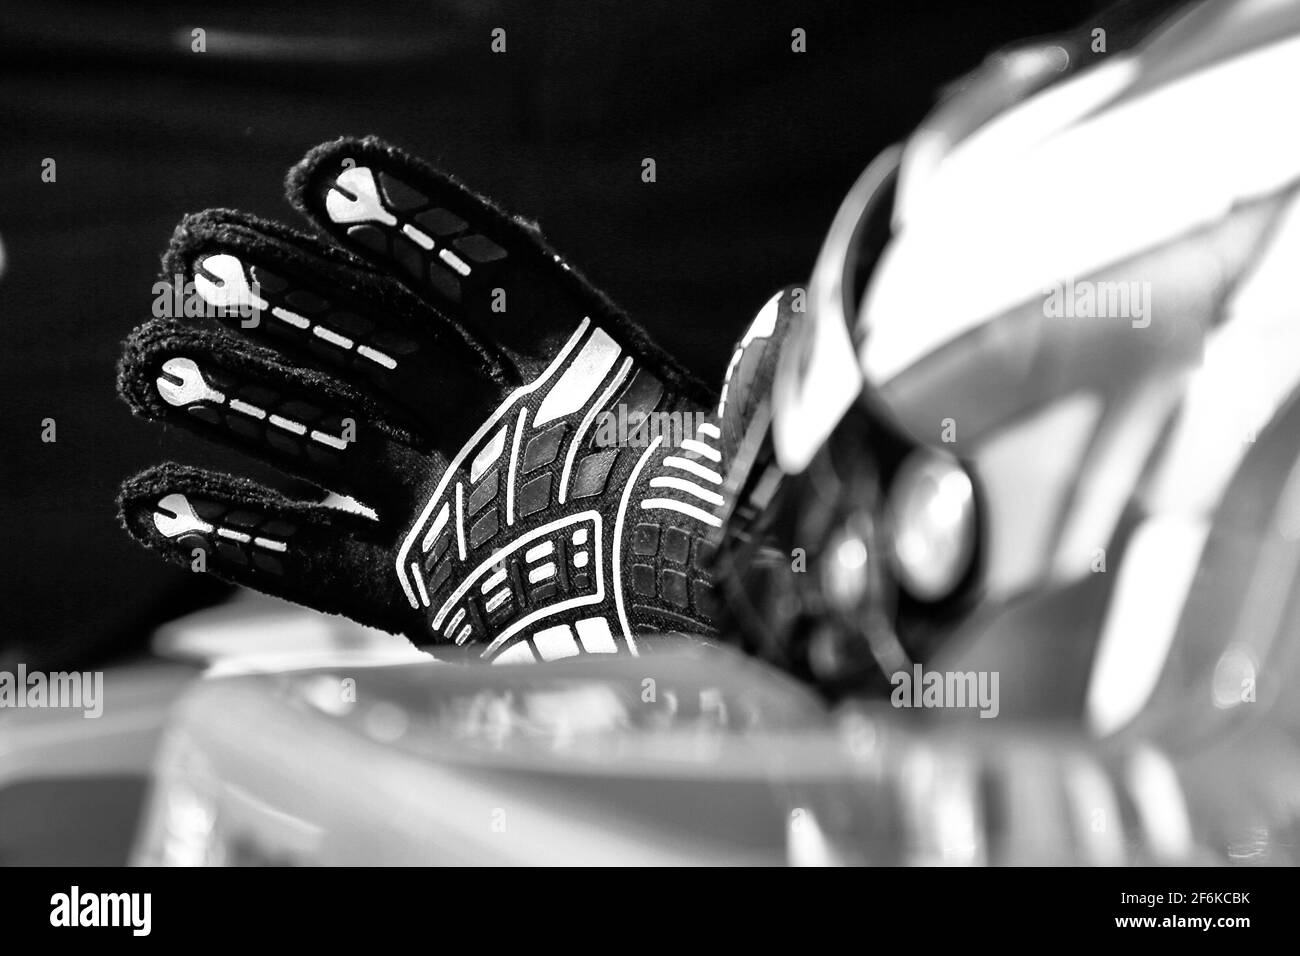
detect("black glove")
[117,136,742,663]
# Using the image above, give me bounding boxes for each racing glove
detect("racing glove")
[117,136,774,663]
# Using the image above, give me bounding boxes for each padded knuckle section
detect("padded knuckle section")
[319,163,512,307]
[625,517,714,620]
[189,251,417,376]
[149,491,299,576]
[152,355,355,466]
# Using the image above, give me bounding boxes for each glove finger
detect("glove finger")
[119,464,417,637]
[287,135,710,401]
[118,318,426,512]
[161,207,508,431]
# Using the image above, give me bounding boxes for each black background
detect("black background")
[0,0,1097,667]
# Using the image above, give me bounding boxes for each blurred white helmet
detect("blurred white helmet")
[719,0,1300,729]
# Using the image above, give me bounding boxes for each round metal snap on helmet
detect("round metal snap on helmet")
[715,0,1300,717]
